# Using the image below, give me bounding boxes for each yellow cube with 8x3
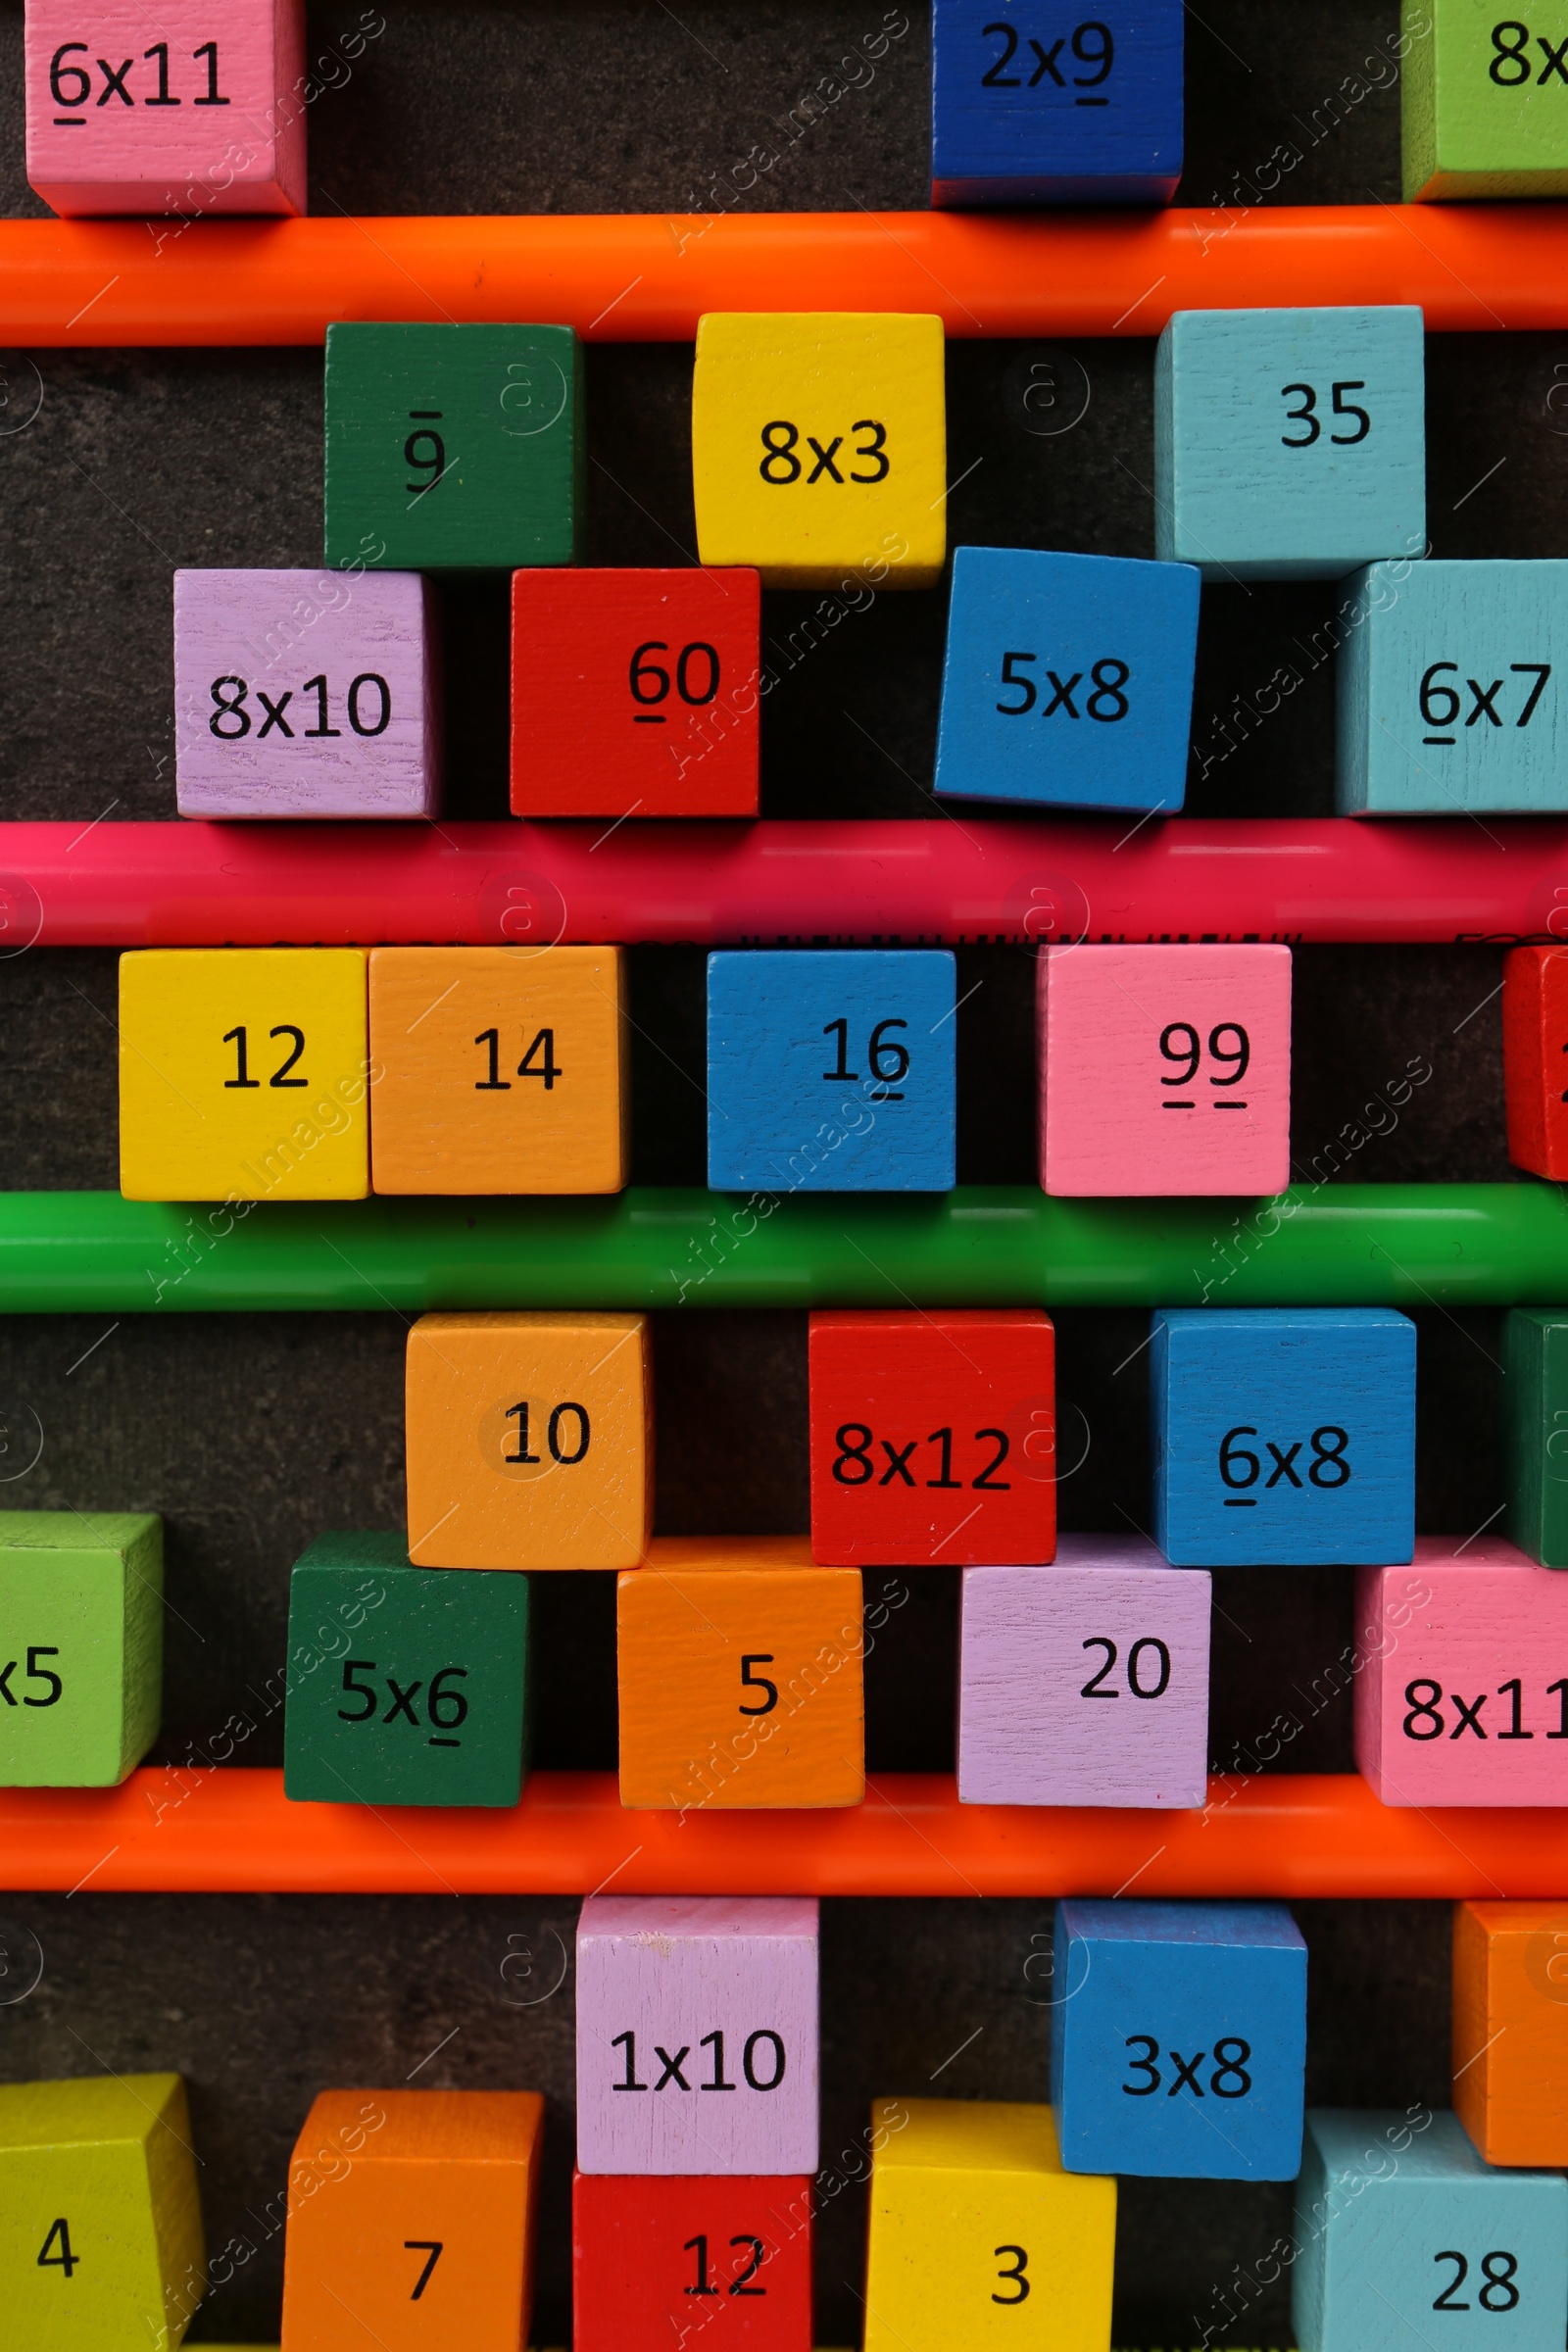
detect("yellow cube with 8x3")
[692,313,947,589]
[119,949,370,1200]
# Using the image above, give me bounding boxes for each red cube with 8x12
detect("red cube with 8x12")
[808,1309,1056,1567]
[511,565,760,817]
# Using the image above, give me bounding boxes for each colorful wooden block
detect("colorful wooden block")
[510,566,760,818]
[1051,1898,1307,2180]
[0,2072,205,2346]
[323,323,583,572]
[1453,1902,1568,2166]
[617,1536,863,1812]
[708,951,956,1192]
[368,947,628,1195]
[934,545,1199,813]
[118,947,369,1201]
[404,1311,651,1570]
[1152,1308,1416,1567]
[572,2169,813,2352]
[0,1509,162,1788]
[691,314,946,590]
[283,1531,529,1808]
[575,1896,818,2177]
[1338,560,1568,814]
[808,1308,1055,1567]
[280,2088,544,2352]
[173,568,439,820]
[1356,1537,1568,1806]
[1037,943,1291,1197]
[1295,2108,1567,2352]
[1502,947,1568,1180]
[24,0,304,217]
[1503,1307,1568,1565]
[1403,0,1568,198]
[1154,307,1426,580]
[957,1534,1210,1808]
[931,0,1183,206]
[862,2097,1114,2352]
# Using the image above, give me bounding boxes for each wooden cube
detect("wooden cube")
[1453,1901,1568,2165]
[280,2088,544,2352]
[708,951,956,1192]
[1502,947,1568,1179]
[1038,943,1291,1197]
[24,0,305,217]
[1502,1307,1568,1564]
[283,1531,530,1809]
[368,947,628,1195]
[862,2097,1114,2352]
[404,1311,651,1570]
[118,947,369,1201]
[931,0,1183,206]
[808,1308,1055,1567]
[1355,1537,1568,1806]
[1338,560,1568,813]
[572,2169,813,2352]
[0,2072,205,2346]
[173,568,439,819]
[692,314,945,589]
[510,567,760,817]
[1403,0,1568,199]
[575,1895,818,2177]
[935,545,1199,813]
[1152,1308,1416,1567]
[958,1535,1210,1808]
[0,1510,162,1787]
[1155,307,1426,580]
[1294,2108,1567,2352]
[324,323,583,572]
[617,1536,863,1812]
[1052,1898,1307,2180]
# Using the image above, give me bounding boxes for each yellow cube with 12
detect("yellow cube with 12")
[692,313,946,588]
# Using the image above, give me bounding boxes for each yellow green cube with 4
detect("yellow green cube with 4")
[0,1510,163,1785]
[1403,0,1568,198]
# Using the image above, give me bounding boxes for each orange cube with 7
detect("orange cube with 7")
[279,2088,543,2352]
[809,1310,1055,1567]
[368,947,628,1194]
[1503,946,1568,1179]
[1452,1902,1568,2166]
[405,1311,651,1568]
[511,567,760,817]
[617,1537,864,1811]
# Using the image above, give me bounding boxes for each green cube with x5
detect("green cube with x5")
[284,1531,531,1807]
[0,1510,163,1786]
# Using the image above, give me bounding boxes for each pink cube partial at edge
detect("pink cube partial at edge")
[957,1535,1212,1808]
[1039,942,1292,1197]
[575,1894,819,2177]
[174,568,440,820]
[1356,1536,1568,1806]
[25,0,306,218]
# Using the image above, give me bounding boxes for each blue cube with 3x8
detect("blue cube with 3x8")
[1152,1307,1417,1566]
[1051,1898,1308,2180]
[931,0,1184,206]
[707,950,956,1192]
[935,545,1200,812]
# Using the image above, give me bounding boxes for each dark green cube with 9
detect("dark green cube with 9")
[284,1531,530,1806]
[324,322,584,571]
[1503,1309,1568,1567]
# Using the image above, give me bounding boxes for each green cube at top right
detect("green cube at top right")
[0,1510,163,1787]
[1402,0,1568,198]
[283,1530,531,1807]
[1503,1310,1568,1567]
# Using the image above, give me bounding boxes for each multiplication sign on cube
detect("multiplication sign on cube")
[1038,944,1291,1196]
[1404,0,1568,200]
[1155,306,1425,579]
[1152,1307,1417,1567]
[935,546,1200,814]
[708,951,956,1192]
